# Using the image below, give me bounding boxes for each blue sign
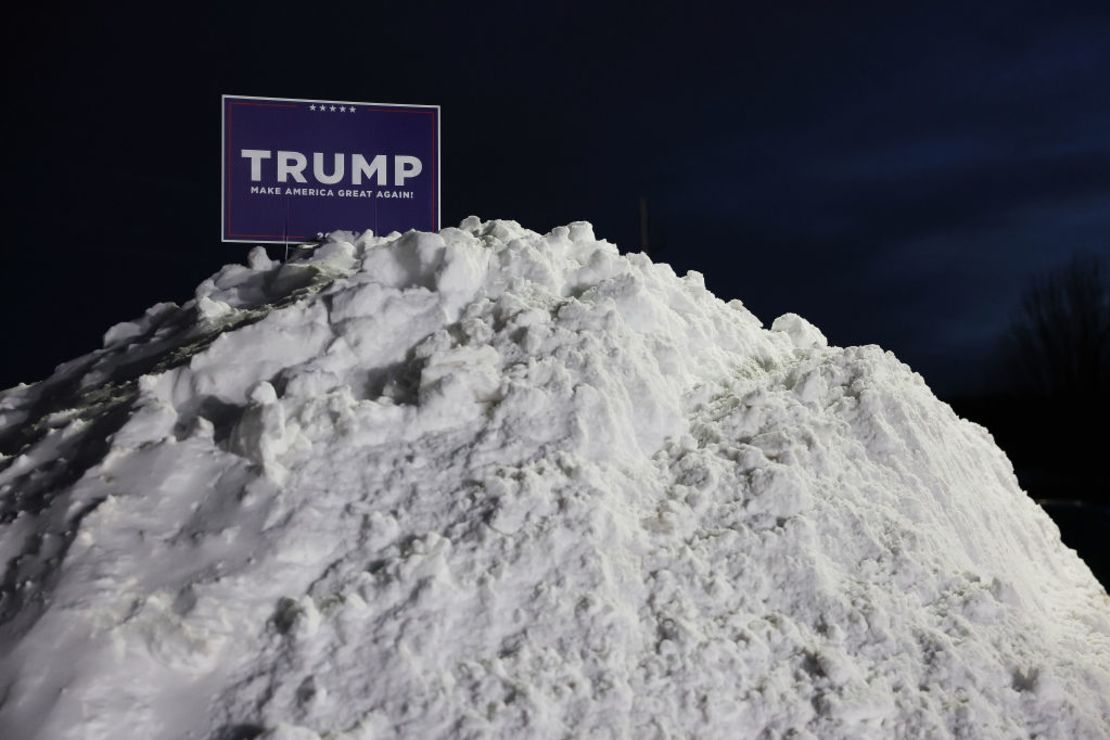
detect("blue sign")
[221,95,440,243]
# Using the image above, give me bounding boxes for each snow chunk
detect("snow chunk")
[772,311,828,350]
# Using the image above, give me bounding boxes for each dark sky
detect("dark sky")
[5,1,1110,395]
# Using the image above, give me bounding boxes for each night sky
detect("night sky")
[5,1,1110,396]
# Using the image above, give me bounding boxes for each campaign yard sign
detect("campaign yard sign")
[222,95,440,243]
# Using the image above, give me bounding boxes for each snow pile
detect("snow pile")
[0,218,1107,739]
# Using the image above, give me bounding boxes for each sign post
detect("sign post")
[221,95,440,243]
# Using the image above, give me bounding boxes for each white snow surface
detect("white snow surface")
[0,218,1107,739]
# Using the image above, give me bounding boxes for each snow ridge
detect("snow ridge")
[0,218,1107,739]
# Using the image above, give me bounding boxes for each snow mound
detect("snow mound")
[0,218,1107,739]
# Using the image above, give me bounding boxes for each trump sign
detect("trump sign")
[221,95,440,243]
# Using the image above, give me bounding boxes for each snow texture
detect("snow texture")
[0,218,1107,739]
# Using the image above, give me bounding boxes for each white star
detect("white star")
[349,106,356,113]
[309,104,316,111]
[330,105,337,112]
[339,105,347,112]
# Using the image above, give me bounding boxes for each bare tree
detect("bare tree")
[1007,255,1110,398]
